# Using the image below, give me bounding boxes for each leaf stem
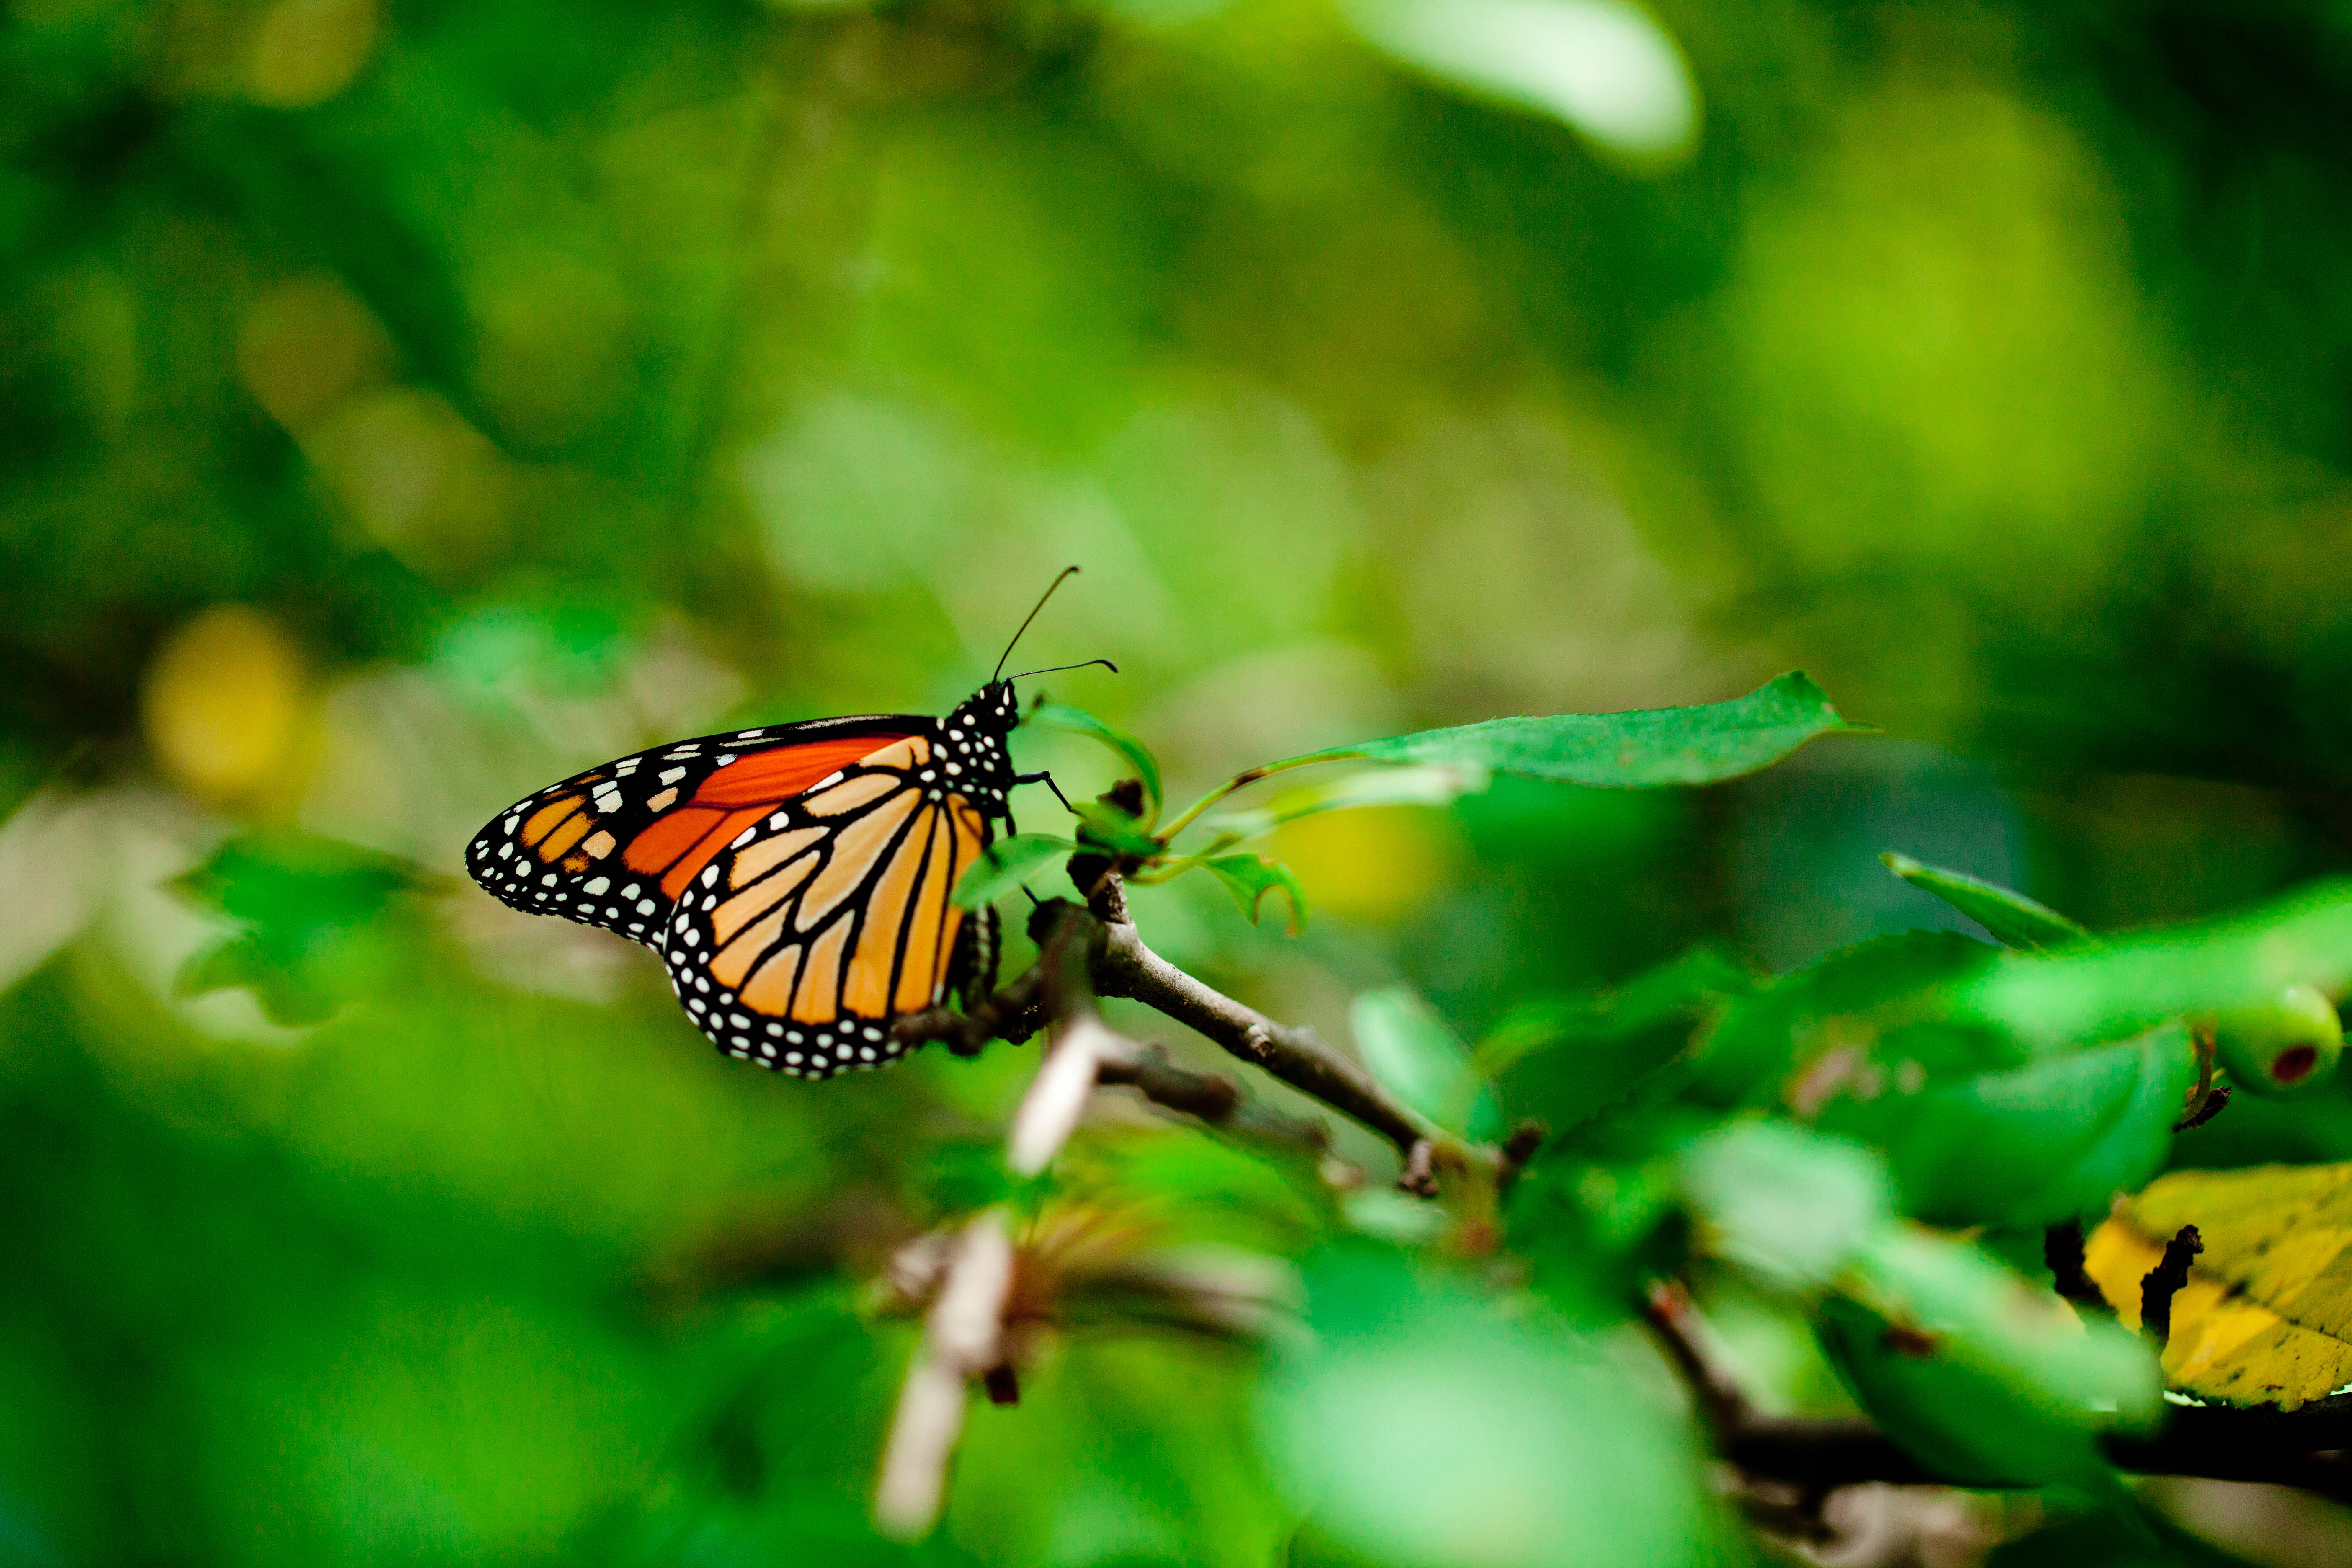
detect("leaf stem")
[1155,753,1350,843]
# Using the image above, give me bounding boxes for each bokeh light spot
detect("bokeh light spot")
[142,606,309,807]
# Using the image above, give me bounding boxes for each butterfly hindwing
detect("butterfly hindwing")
[660,732,997,1077]
[465,714,920,944]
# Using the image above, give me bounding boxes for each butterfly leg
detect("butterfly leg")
[1012,770,1076,814]
[946,904,1001,1022]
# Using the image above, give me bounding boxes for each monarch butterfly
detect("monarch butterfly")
[465,572,1107,1079]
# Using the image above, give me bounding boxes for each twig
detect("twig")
[1658,1253,2352,1511]
[1724,1413,2352,1506]
[1003,904,1338,1171]
[2175,1083,2231,1132]
[2141,1225,2203,1349]
[892,964,1048,1056]
[1068,873,1452,1186]
[2042,1220,2108,1315]
[1643,1279,1754,1434]
[1093,1042,1333,1152]
[2172,1023,2226,1132]
[1496,1120,1548,1199]
[874,1211,1017,1539]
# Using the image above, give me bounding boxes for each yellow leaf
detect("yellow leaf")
[2086,1163,2352,1410]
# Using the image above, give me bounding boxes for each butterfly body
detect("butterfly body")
[467,681,1023,1077]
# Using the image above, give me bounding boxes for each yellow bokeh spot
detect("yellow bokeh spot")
[246,0,379,108]
[236,273,394,432]
[304,387,509,575]
[142,606,309,807]
[1271,805,1458,926]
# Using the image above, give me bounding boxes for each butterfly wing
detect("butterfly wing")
[466,715,922,944]
[661,733,995,1077]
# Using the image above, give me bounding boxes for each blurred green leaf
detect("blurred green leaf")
[1810,1022,2194,1228]
[1351,988,1503,1141]
[1200,854,1309,937]
[178,935,342,1025]
[1480,945,1755,1079]
[1946,878,2352,1050]
[953,832,1076,910]
[1260,1248,1722,1568]
[1689,932,1996,1107]
[1287,672,1867,791]
[1883,852,2091,952]
[1340,0,1702,162]
[1823,1228,2159,1491]
[1678,1120,1893,1294]
[1026,704,1163,827]
[173,830,417,928]
[171,832,420,1025]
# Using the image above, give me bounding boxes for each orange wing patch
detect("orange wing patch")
[660,736,999,1078]
[621,732,910,900]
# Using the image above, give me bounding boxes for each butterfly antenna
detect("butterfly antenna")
[1003,658,1118,683]
[993,565,1082,683]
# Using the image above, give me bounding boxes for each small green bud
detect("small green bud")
[2212,985,2344,1098]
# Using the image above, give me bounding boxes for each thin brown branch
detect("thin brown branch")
[2175,1082,2232,1132]
[2142,1225,2203,1349]
[1725,1413,2352,1506]
[1496,1119,1548,1199]
[892,963,1047,1056]
[2041,1220,2107,1315]
[1069,873,1447,1186]
[1004,903,1335,1170]
[1643,1279,1754,1434]
[1093,1042,1333,1153]
[1657,1269,2352,1509]
[874,1211,1017,1538]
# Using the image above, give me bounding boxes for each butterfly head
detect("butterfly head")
[945,659,1114,794]
[939,681,1023,790]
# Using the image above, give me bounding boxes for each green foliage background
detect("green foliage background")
[9,0,2352,1562]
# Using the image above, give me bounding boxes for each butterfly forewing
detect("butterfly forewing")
[660,732,997,1077]
[465,714,921,944]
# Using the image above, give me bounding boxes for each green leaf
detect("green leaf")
[178,935,344,1025]
[1480,945,1756,1079]
[1260,1248,1720,1568]
[952,833,1075,909]
[1202,763,1488,844]
[1200,854,1308,937]
[171,831,420,1025]
[1881,852,2091,952]
[173,830,416,928]
[1689,932,1996,1107]
[1024,703,1163,826]
[1810,1023,2196,1228]
[1284,671,1868,790]
[1350,987,1503,1141]
[1945,877,2352,1051]
[1822,1228,2159,1491]
[1069,799,1163,859]
[1678,1120,1893,1294]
